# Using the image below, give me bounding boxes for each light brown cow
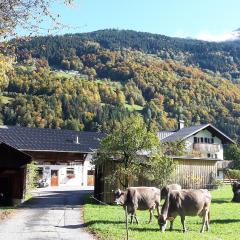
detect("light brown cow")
[114,187,161,224]
[158,189,211,233]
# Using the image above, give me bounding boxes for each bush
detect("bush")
[225,169,240,179]
[25,161,38,200]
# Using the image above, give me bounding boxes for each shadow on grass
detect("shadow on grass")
[211,198,230,204]
[128,227,183,233]
[56,220,125,229]
[211,219,240,224]
[56,219,162,232]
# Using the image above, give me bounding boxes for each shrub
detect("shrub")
[225,169,240,179]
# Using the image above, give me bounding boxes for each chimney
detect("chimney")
[75,136,80,144]
[178,119,185,130]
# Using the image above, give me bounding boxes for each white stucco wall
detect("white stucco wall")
[38,153,94,187]
[185,129,224,160]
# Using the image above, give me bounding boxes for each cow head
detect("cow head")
[158,214,167,232]
[158,215,174,232]
[113,189,125,205]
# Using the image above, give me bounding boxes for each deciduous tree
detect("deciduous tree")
[93,114,175,189]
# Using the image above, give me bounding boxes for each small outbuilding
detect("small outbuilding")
[0,142,32,206]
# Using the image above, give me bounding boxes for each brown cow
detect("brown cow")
[232,181,240,202]
[158,189,211,233]
[114,187,161,224]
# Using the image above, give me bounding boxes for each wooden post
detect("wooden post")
[125,205,129,240]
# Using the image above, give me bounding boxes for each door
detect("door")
[0,177,11,205]
[87,170,95,186]
[51,170,59,186]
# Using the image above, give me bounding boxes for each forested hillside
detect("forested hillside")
[1,29,240,140]
[16,30,240,80]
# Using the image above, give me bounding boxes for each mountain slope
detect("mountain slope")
[1,30,240,140]
[16,29,240,80]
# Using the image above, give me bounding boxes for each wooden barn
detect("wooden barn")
[95,122,234,203]
[0,142,32,206]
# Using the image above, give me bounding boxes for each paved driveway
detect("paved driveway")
[0,187,95,240]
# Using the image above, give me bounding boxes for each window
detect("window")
[194,137,198,143]
[201,137,204,143]
[88,170,95,176]
[207,153,211,158]
[215,154,218,159]
[204,138,208,143]
[37,167,43,179]
[211,138,214,144]
[66,167,75,178]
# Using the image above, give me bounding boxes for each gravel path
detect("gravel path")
[0,187,95,240]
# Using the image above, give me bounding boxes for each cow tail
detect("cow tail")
[208,211,210,224]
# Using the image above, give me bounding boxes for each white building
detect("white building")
[159,121,234,160]
[0,126,105,187]
[158,121,234,183]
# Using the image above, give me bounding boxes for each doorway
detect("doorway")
[0,177,11,206]
[51,170,59,186]
[87,170,95,186]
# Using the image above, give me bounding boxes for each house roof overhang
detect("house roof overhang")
[0,142,32,168]
[161,124,235,144]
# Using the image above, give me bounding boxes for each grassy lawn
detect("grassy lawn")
[84,186,240,240]
[125,104,143,111]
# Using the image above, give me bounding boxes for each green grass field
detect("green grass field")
[84,186,240,240]
[125,104,143,111]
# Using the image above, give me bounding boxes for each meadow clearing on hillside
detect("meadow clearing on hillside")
[84,186,240,240]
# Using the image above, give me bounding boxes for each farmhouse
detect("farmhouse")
[0,142,32,206]
[159,121,234,187]
[0,125,105,188]
[94,121,234,203]
[0,122,234,204]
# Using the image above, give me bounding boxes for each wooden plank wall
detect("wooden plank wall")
[97,159,218,203]
[173,159,218,189]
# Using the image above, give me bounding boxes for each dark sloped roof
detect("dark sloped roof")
[160,124,234,144]
[0,142,32,167]
[0,126,105,153]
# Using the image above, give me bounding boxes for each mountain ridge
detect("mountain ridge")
[1,29,240,140]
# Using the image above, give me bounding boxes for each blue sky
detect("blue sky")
[20,0,240,41]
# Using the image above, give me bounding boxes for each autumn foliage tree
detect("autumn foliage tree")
[93,114,175,189]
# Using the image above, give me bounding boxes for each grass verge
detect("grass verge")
[84,186,240,240]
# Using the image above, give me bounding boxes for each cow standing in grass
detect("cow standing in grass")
[232,181,240,202]
[114,187,161,224]
[158,189,211,233]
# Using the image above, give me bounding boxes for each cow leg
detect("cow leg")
[130,215,133,224]
[169,220,174,231]
[200,211,207,233]
[134,214,139,224]
[181,216,186,232]
[156,203,160,217]
[206,212,210,232]
[148,208,153,224]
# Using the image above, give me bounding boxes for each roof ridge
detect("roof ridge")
[4,125,103,134]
